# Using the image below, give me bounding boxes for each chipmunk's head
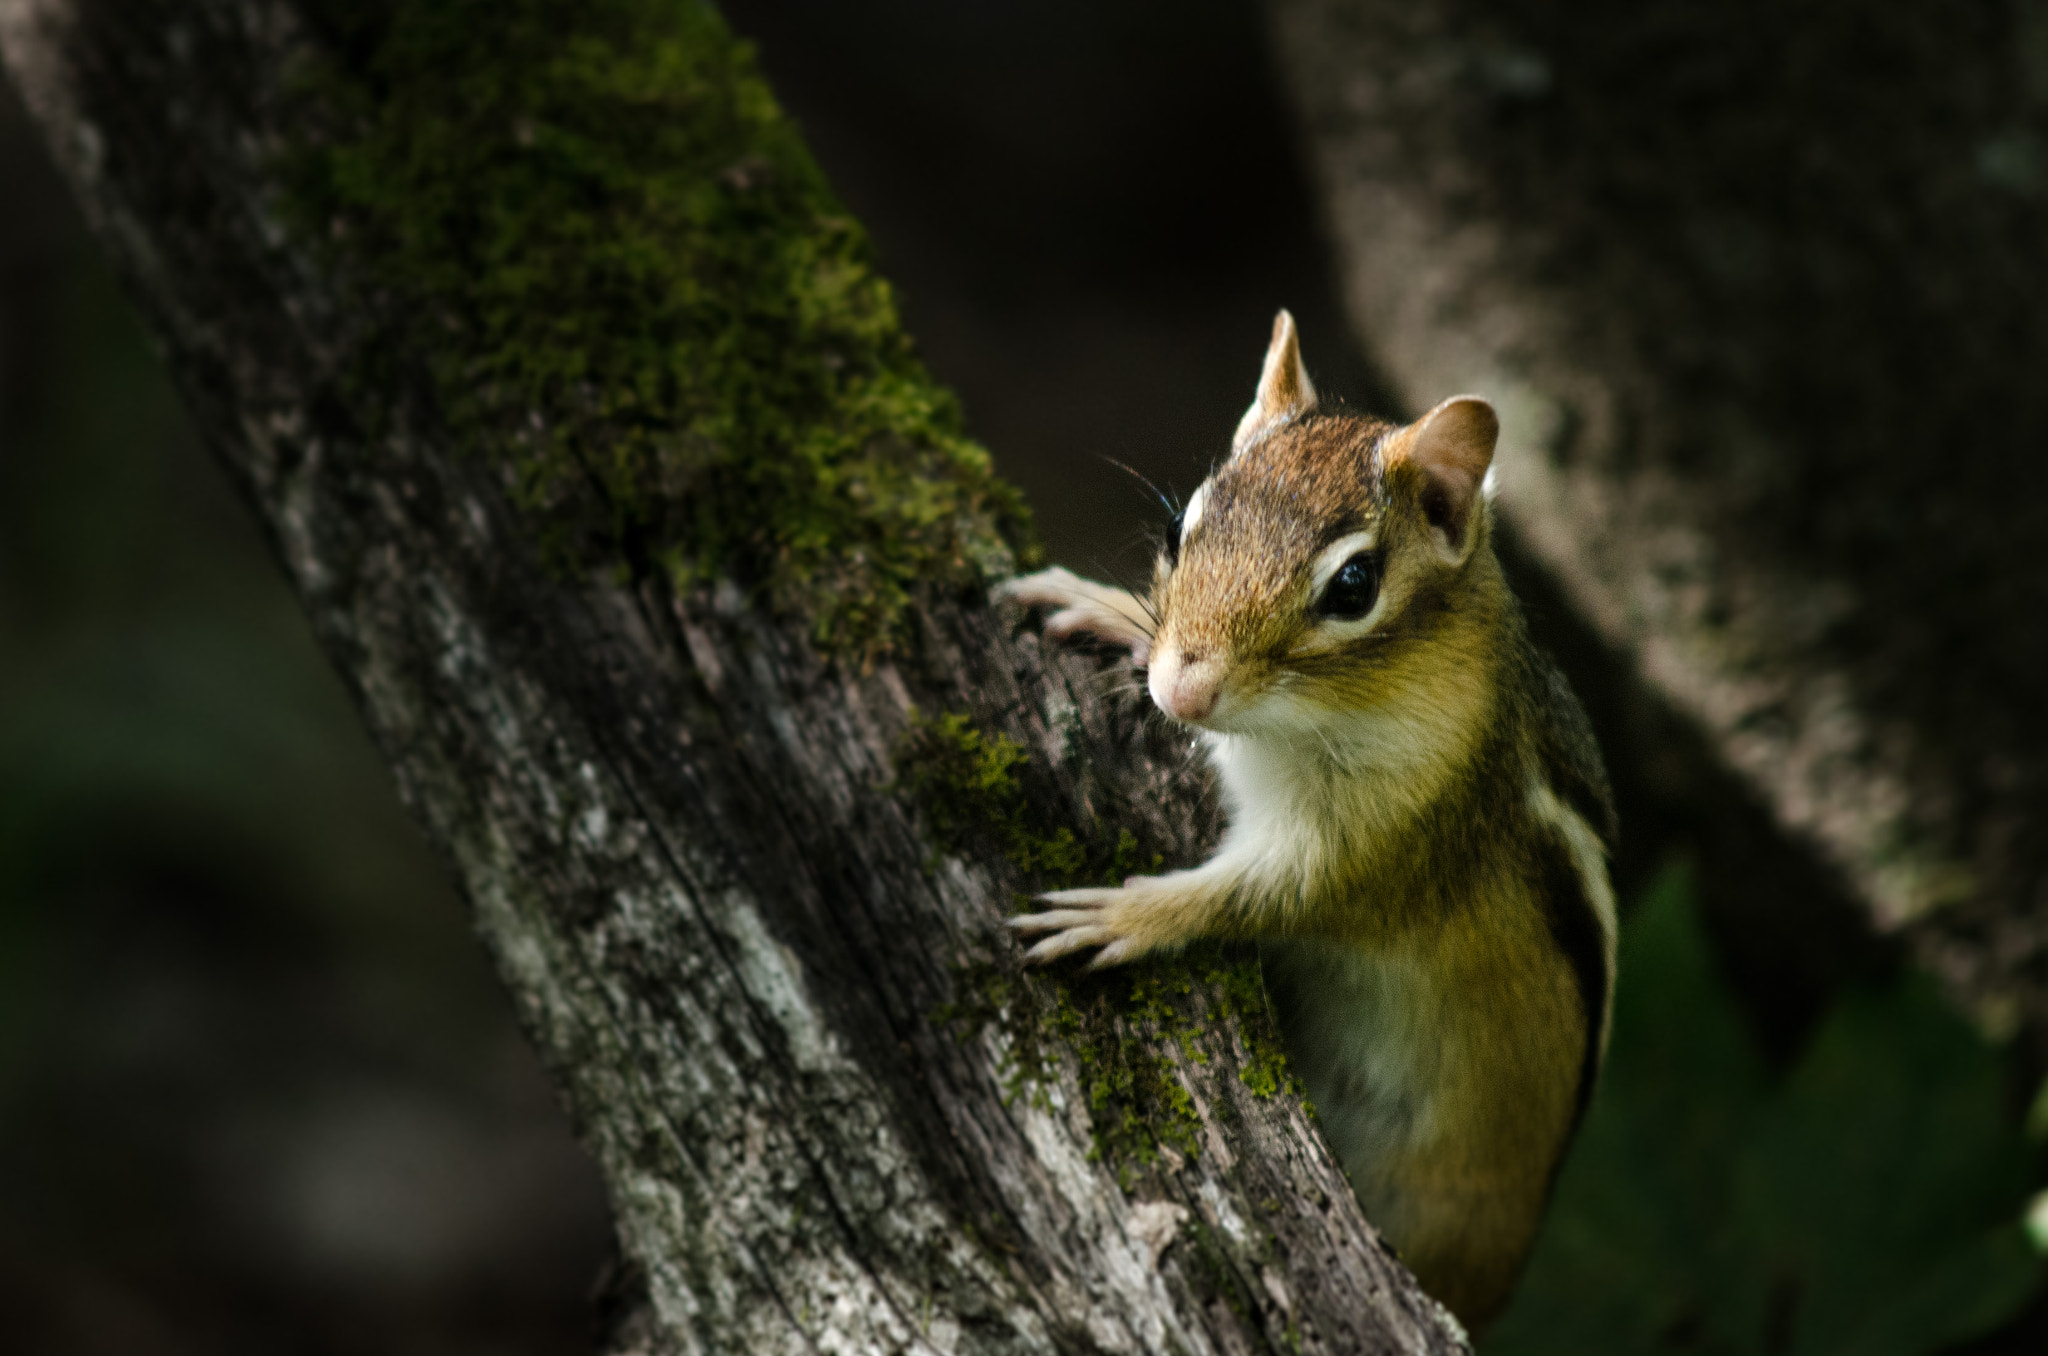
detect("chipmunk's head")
[1146,311,1506,739]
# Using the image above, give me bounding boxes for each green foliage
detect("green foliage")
[1487,867,2045,1356]
[285,0,1035,654]
[896,709,1303,1176]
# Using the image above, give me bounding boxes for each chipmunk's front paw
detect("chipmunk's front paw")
[994,567,1092,611]
[1007,881,1156,969]
[994,568,1153,661]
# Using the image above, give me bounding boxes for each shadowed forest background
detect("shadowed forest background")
[3,0,2046,1352]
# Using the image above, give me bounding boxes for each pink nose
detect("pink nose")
[1149,651,1223,723]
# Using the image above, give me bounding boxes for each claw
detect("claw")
[1087,938,1139,970]
[1009,883,1142,965]
[1024,925,1117,965]
[1042,608,1091,639]
[1008,908,1107,935]
[1038,886,1119,908]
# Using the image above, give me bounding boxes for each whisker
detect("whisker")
[1095,456,1182,615]
[1117,526,1164,559]
[1080,666,1135,690]
[1061,658,1141,690]
[1096,559,1163,631]
[1100,456,1181,520]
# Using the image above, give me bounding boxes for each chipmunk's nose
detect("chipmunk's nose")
[1149,647,1225,724]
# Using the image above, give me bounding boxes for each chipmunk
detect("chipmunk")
[998,312,1618,1331]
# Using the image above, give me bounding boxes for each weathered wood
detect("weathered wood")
[0,0,1468,1350]
[1272,0,2048,1038]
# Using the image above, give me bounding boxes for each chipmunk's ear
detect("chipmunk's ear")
[1232,309,1318,455]
[1385,395,1498,561]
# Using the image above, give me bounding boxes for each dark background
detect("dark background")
[0,1,2038,1352]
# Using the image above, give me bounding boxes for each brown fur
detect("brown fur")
[1000,316,1616,1332]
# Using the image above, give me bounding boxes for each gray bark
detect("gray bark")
[0,0,1468,1351]
[1272,0,2048,1040]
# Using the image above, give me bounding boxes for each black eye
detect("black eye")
[1164,509,1185,566]
[1318,552,1381,620]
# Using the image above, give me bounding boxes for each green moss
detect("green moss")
[1212,952,1308,1107]
[283,0,1035,653]
[890,710,1096,880]
[1184,1219,1257,1320]
[897,709,1305,1174]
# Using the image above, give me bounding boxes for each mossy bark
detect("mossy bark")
[0,0,1466,1350]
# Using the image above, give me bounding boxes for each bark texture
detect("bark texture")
[1272,0,2048,1038]
[0,0,1468,1351]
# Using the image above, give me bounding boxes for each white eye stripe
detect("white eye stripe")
[1179,483,1210,543]
[1308,530,1378,596]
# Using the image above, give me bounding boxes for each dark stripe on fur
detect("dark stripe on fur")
[1533,652,1619,853]
[1533,831,1609,1137]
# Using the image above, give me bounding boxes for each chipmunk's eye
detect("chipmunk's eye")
[1317,552,1381,620]
[1164,509,1185,566]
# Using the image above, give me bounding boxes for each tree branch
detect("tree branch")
[0,0,1467,1350]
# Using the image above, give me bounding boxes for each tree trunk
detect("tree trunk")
[0,0,1467,1351]
[1271,0,2048,1041]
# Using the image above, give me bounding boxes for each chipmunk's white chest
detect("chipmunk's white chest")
[1201,719,1448,890]
[1199,724,1471,1174]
